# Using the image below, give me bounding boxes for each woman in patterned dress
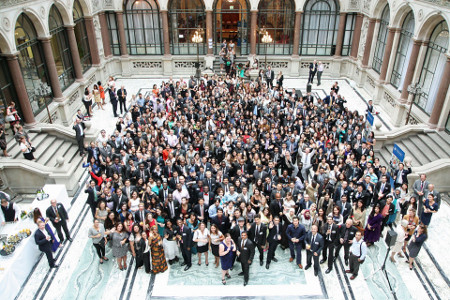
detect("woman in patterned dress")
[149,225,168,274]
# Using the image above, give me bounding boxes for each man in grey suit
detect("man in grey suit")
[412,174,429,216]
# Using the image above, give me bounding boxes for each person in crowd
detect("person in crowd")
[346,231,367,280]
[219,233,236,285]
[88,219,111,264]
[176,218,193,271]
[286,216,306,269]
[407,225,427,270]
[420,194,438,226]
[321,216,339,274]
[19,135,35,160]
[0,123,9,157]
[0,196,20,224]
[209,224,224,268]
[390,220,408,263]
[73,118,86,156]
[335,219,357,266]
[149,225,168,273]
[304,224,324,276]
[110,223,129,270]
[35,220,59,268]
[193,222,210,266]
[236,231,255,286]
[46,199,72,244]
[247,214,267,266]
[308,60,318,84]
[364,205,383,247]
[33,208,61,251]
[6,102,20,134]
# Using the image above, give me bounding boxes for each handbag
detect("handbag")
[5,115,15,122]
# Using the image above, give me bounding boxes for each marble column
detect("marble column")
[334,12,347,57]
[206,10,213,55]
[98,12,112,58]
[4,53,36,125]
[161,10,170,55]
[116,11,128,57]
[250,10,257,55]
[399,39,422,102]
[429,56,450,128]
[362,18,377,67]
[379,27,396,82]
[66,25,84,81]
[39,37,63,100]
[84,16,100,65]
[292,11,302,56]
[350,13,363,59]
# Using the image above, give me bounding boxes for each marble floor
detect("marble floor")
[10,77,449,300]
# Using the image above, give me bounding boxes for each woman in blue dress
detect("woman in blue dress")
[219,233,236,285]
[420,194,439,226]
[33,208,61,251]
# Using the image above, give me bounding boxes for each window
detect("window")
[341,13,356,56]
[0,54,19,117]
[49,5,75,91]
[106,12,121,56]
[123,0,163,55]
[415,21,449,114]
[257,0,294,55]
[372,5,390,73]
[390,11,414,89]
[300,0,339,56]
[73,0,92,72]
[169,0,206,55]
[15,14,52,115]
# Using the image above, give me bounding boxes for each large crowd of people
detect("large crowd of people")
[0,62,440,286]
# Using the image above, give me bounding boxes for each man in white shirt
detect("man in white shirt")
[346,231,367,280]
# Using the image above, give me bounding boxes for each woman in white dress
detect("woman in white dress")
[193,222,210,266]
[128,191,140,212]
[162,220,180,264]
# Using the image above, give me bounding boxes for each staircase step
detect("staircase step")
[427,133,450,156]
[401,138,431,165]
[8,133,48,159]
[435,131,450,146]
[378,147,392,167]
[394,141,422,166]
[46,141,74,167]
[416,134,449,158]
[66,146,82,164]
[409,136,440,161]
[34,136,58,164]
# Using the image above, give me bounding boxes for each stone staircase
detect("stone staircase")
[0,123,98,197]
[212,56,250,74]
[375,127,450,192]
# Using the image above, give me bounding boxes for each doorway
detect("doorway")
[214,0,249,55]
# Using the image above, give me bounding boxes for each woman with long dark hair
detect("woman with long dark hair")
[364,205,383,246]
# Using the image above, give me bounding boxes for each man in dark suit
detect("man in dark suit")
[176,218,192,271]
[373,175,391,206]
[247,215,267,266]
[211,208,230,234]
[333,181,351,203]
[159,181,174,203]
[110,188,127,211]
[305,225,324,276]
[46,199,72,244]
[237,231,255,286]
[321,216,339,274]
[336,195,353,222]
[193,198,209,224]
[352,184,371,208]
[393,162,412,188]
[73,118,86,156]
[265,66,275,89]
[134,203,150,224]
[134,163,150,183]
[35,220,58,268]
[122,179,136,200]
[203,171,217,193]
[286,216,306,269]
[85,180,100,217]
[164,194,179,223]
[117,85,127,114]
[230,217,247,246]
[266,216,281,269]
[108,87,119,117]
[334,219,358,266]
[308,60,318,84]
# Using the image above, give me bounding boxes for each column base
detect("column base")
[121,55,129,59]
[427,122,438,129]
[76,78,85,83]
[53,97,64,103]
[23,121,38,129]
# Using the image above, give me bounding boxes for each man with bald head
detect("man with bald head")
[46,199,72,244]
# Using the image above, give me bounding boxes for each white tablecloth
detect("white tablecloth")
[0,184,70,300]
[31,184,71,212]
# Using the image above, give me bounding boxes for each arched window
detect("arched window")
[300,0,339,56]
[169,0,206,55]
[214,0,250,55]
[73,0,92,72]
[49,5,75,91]
[415,21,449,114]
[106,12,121,56]
[390,11,414,89]
[257,0,294,55]
[372,5,390,73]
[15,14,52,115]
[0,52,19,117]
[124,0,163,55]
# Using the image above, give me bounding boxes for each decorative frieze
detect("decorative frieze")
[384,92,396,108]
[300,62,330,69]
[367,76,375,89]
[87,75,97,87]
[174,61,205,69]
[408,116,419,125]
[133,61,163,69]
[68,91,80,106]
[260,61,289,69]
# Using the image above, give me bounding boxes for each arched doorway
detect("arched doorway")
[214,0,249,55]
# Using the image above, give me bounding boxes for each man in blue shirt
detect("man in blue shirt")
[286,216,306,269]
